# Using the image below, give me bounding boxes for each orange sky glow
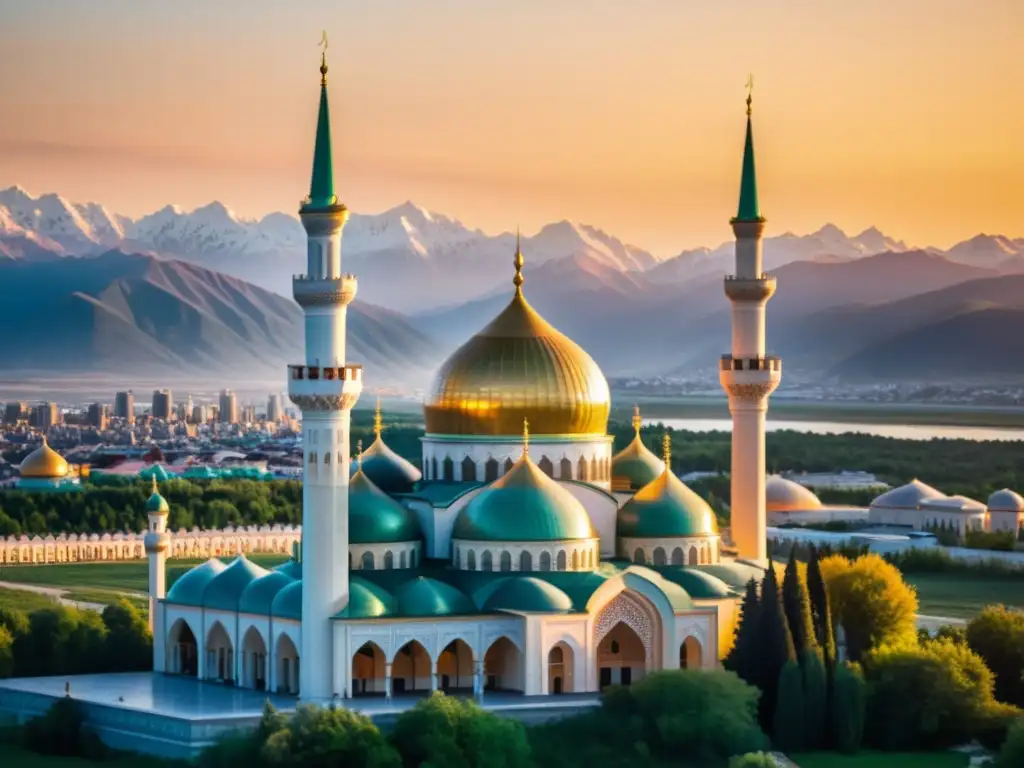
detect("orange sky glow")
[0,0,1021,254]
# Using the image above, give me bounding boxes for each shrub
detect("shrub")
[729,753,777,767]
[996,718,1024,768]
[0,626,12,678]
[819,553,917,661]
[22,698,104,759]
[831,661,866,753]
[258,704,400,767]
[966,605,1024,707]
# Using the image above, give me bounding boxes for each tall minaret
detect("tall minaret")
[719,81,781,564]
[144,476,170,666]
[288,41,362,701]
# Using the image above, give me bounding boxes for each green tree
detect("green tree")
[831,661,866,753]
[966,605,1024,707]
[756,561,795,731]
[729,753,775,768]
[0,625,13,677]
[782,549,817,658]
[802,649,828,750]
[259,703,400,767]
[806,546,835,665]
[101,600,152,672]
[996,718,1024,768]
[724,578,761,688]
[391,692,531,768]
[773,660,805,753]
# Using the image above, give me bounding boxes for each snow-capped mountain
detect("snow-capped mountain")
[943,234,1024,269]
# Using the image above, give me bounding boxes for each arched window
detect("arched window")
[443,457,454,482]
[430,457,438,480]
[361,551,374,570]
[503,457,514,475]
[485,458,499,482]
[671,547,684,566]
[699,546,707,564]
[689,546,698,565]
[384,550,394,570]
[410,549,417,568]
[481,551,493,571]
[520,551,532,572]
[577,456,588,481]
[556,550,567,571]
[560,457,572,479]
[400,550,408,568]
[653,547,666,566]
[539,551,552,571]
[500,551,512,572]
[590,457,598,480]
[538,456,554,477]
[571,551,579,570]
[633,547,645,565]
[588,549,594,569]
[467,550,476,571]
[461,456,477,482]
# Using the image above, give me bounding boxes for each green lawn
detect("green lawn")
[906,572,1024,619]
[0,743,171,767]
[63,589,149,613]
[0,586,59,613]
[0,554,290,595]
[792,751,969,768]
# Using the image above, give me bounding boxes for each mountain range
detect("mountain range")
[4,184,1024,384]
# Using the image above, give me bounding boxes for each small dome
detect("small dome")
[337,578,394,619]
[145,477,169,514]
[19,438,69,479]
[618,469,718,539]
[988,489,1024,513]
[483,577,573,613]
[271,579,303,620]
[658,569,733,599]
[871,479,945,509]
[394,577,474,617]
[139,464,171,482]
[166,559,228,606]
[203,556,270,611]
[453,454,596,542]
[611,414,665,492]
[696,561,767,589]
[349,470,421,544]
[238,570,294,615]
[766,475,822,513]
[274,559,302,579]
[352,434,421,494]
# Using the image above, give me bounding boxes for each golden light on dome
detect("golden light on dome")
[19,437,70,479]
[424,239,610,436]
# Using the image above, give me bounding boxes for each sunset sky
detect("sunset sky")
[1,0,1021,254]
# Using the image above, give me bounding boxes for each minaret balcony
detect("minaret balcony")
[723,274,776,302]
[292,274,358,308]
[288,364,363,412]
[719,355,782,373]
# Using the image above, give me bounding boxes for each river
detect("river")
[649,417,1024,442]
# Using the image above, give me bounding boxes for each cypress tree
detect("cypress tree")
[783,549,818,658]
[801,649,828,749]
[831,661,866,754]
[756,560,795,731]
[806,546,835,665]
[773,660,805,753]
[725,578,762,688]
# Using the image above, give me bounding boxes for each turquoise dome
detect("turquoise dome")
[139,464,171,482]
[352,435,421,494]
[166,559,227,606]
[274,559,302,579]
[203,556,270,611]
[394,577,474,617]
[611,435,665,492]
[657,568,734,599]
[272,579,303,620]
[336,578,394,619]
[617,469,718,539]
[696,561,766,589]
[238,571,294,615]
[483,577,573,613]
[453,455,596,542]
[349,470,421,544]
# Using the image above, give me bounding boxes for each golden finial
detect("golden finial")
[513,226,524,294]
[631,404,642,437]
[356,439,363,471]
[745,73,754,117]
[522,417,530,458]
[662,432,672,467]
[319,30,329,86]
[151,474,159,495]
[373,397,383,439]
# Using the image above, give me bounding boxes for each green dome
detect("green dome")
[657,568,733,599]
[203,556,270,611]
[272,579,303,620]
[139,464,171,482]
[394,577,474,617]
[274,559,302,579]
[453,455,596,542]
[166,559,227,606]
[618,470,718,539]
[349,471,421,544]
[336,578,394,619]
[611,435,665,492]
[238,571,294,615]
[352,436,421,494]
[696,561,766,589]
[483,577,573,613]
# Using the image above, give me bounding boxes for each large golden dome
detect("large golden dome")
[424,242,610,436]
[19,437,69,479]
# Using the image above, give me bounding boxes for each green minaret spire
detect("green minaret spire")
[733,77,763,223]
[303,47,337,211]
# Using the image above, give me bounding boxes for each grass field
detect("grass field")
[906,572,1024,618]
[63,589,149,612]
[0,554,291,595]
[0,744,167,767]
[791,752,969,768]
[0,586,58,613]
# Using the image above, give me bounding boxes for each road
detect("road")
[0,580,109,612]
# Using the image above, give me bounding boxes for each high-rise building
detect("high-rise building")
[288,48,363,701]
[152,390,173,420]
[240,404,256,424]
[218,389,239,424]
[87,403,109,430]
[3,401,27,425]
[267,393,283,423]
[718,88,781,563]
[184,393,194,422]
[31,402,60,429]
[115,390,135,423]
[191,404,207,424]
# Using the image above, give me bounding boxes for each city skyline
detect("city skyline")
[1,0,1021,253]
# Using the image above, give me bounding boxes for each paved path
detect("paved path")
[917,613,968,632]
[0,580,109,612]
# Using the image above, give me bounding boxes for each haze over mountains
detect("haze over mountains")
[3,184,1024,386]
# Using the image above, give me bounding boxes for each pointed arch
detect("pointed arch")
[503,457,514,475]
[560,457,573,479]
[352,641,386,696]
[481,550,493,572]
[485,457,499,482]
[653,547,667,566]
[443,456,454,482]
[484,636,524,693]
[384,550,394,570]
[205,621,233,682]
[500,551,512,572]
[671,547,684,566]
[539,551,552,571]
[241,626,268,690]
[556,550,567,571]
[467,549,476,571]
[590,457,598,480]
[362,551,375,570]
[437,639,474,692]
[392,640,431,694]
[275,632,300,695]
[571,550,579,570]
[577,456,588,481]
[680,636,702,669]
[167,618,198,676]
[633,547,645,565]
[538,456,554,477]
[688,545,698,565]
[461,456,477,482]
[430,457,438,480]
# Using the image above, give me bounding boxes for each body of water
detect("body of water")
[650,417,1024,442]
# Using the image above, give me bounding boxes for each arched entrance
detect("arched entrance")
[167,619,197,676]
[392,640,431,695]
[437,639,473,692]
[351,641,386,696]
[483,636,524,692]
[241,627,268,690]
[276,633,300,695]
[594,590,662,689]
[597,622,646,688]
[547,641,575,694]
[206,621,234,683]
[680,636,702,669]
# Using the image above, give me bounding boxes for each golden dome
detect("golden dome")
[424,238,610,436]
[19,437,69,479]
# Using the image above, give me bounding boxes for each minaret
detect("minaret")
[718,81,781,564]
[288,42,362,701]
[143,476,170,665]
